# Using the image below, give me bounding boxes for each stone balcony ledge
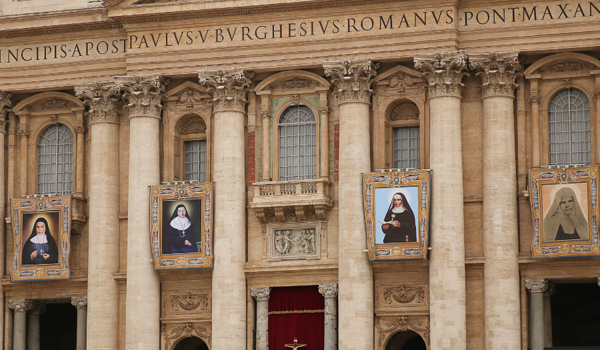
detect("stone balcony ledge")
[249,179,333,222]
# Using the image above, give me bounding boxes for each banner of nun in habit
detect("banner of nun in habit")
[10,196,72,282]
[362,170,431,261]
[528,166,600,259]
[150,183,214,270]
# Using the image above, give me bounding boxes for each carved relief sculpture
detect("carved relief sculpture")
[376,316,430,349]
[170,292,209,312]
[383,286,425,305]
[269,225,319,261]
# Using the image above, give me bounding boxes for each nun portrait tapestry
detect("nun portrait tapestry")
[150,183,214,270]
[528,166,600,259]
[362,170,431,261]
[10,196,72,282]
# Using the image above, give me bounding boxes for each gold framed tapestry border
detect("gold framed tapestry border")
[10,196,72,282]
[528,166,600,259]
[150,183,214,270]
[363,170,431,261]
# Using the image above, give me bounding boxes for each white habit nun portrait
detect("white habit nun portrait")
[165,204,199,254]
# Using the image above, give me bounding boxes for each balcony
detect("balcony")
[249,179,333,223]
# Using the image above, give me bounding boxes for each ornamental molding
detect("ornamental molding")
[389,102,419,121]
[318,284,338,298]
[414,51,468,99]
[251,287,272,302]
[323,58,378,104]
[198,68,253,113]
[162,322,211,350]
[376,315,429,348]
[383,285,425,305]
[170,292,209,311]
[75,80,122,124]
[266,222,321,261]
[114,73,169,119]
[70,296,88,309]
[525,279,548,293]
[469,51,521,98]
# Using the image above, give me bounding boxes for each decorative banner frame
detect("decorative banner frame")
[150,183,214,270]
[528,166,600,259]
[363,170,431,261]
[10,196,72,282]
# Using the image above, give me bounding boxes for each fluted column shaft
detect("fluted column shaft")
[200,68,253,350]
[324,59,377,350]
[116,74,167,350]
[9,299,29,350]
[526,279,548,350]
[470,51,522,350]
[251,287,271,350]
[319,284,338,350]
[414,51,468,350]
[71,297,88,350]
[75,81,122,350]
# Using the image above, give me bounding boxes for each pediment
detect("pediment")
[374,65,425,92]
[12,92,84,115]
[524,53,600,77]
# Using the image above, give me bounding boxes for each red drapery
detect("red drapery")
[268,286,325,350]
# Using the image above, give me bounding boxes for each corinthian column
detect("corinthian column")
[250,287,271,350]
[199,68,253,350]
[414,51,468,350]
[470,51,522,350]
[0,90,11,349]
[323,59,378,350]
[318,284,338,350]
[9,299,30,350]
[115,74,168,350]
[525,279,548,350]
[75,81,122,350]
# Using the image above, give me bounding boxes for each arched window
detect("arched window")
[278,105,317,181]
[38,124,74,195]
[549,89,591,166]
[390,102,420,169]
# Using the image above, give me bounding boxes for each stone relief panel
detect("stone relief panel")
[375,283,429,311]
[170,292,210,312]
[161,321,211,350]
[267,222,321,261]
[375,315,429,350]
[162,290,211,318]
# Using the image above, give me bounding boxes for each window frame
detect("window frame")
[175,115,210,183]
[385,101,422,170]
[183,139,208,183]
[37,123,75,196]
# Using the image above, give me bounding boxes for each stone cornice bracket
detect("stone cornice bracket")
[323,58,379,105]
[318,284,338,298]
[469,51,522,99]
[414,51,469,99]
[250,287,272,302]
[525,279,548,293]
[74,80,122,125]
[71,296,88,309]
[114,73,169,119]
[8,299,30,312]
[198,68,254,113]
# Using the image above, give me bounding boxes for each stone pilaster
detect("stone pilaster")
[0,90,9,350]
[323,58,377,350]
[260,110,270,181]
[75,80,121,350]
[251,287,271,350]
[115,73,168,350]
[318,284,338,350]
[525,279,548,350]
[9,299,30,350]
[199,68,253,350]
[71,297,88,350]
[26,301,44,350]
[414,51,468,350]
[470,51,521,350]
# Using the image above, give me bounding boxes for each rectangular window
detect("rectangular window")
[184,140,206,183]
[393,127,420,169]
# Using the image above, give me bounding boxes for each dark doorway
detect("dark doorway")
[551,283,600,347]
[39,303,77,350]
[386,330,427,350]
[174,336,209,350]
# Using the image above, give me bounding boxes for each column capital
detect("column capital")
[259,110,271,119]
[28,300,46,314]
[525,279,548,293]
[323,58,378,105]
[250,287,271,301]
[318,107,330,116]
[469,51,522,99]
[114,73,169,119]
[198,68,253,113]
[75,80,122,125]
[414,51,468,99]
[8,299,30,312]
[0,90,13,113]
[71,296,88,309]
[318,284,338,298]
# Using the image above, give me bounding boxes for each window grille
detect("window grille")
[184,140,207,183]
[393,127,420,169]
[279,104,317,181]
[549,89,591,166]
[38,124,74,195]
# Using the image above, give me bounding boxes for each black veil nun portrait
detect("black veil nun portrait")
[165,204,199,254]
[381,192,417,243]
[543,187,589,241]
[22,217,59,265]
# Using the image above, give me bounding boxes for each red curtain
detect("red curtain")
[268,286,325,350]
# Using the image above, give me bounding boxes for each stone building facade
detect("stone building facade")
[1,0,600,350]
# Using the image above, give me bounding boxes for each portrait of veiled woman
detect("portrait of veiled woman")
[543,186,589,242]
